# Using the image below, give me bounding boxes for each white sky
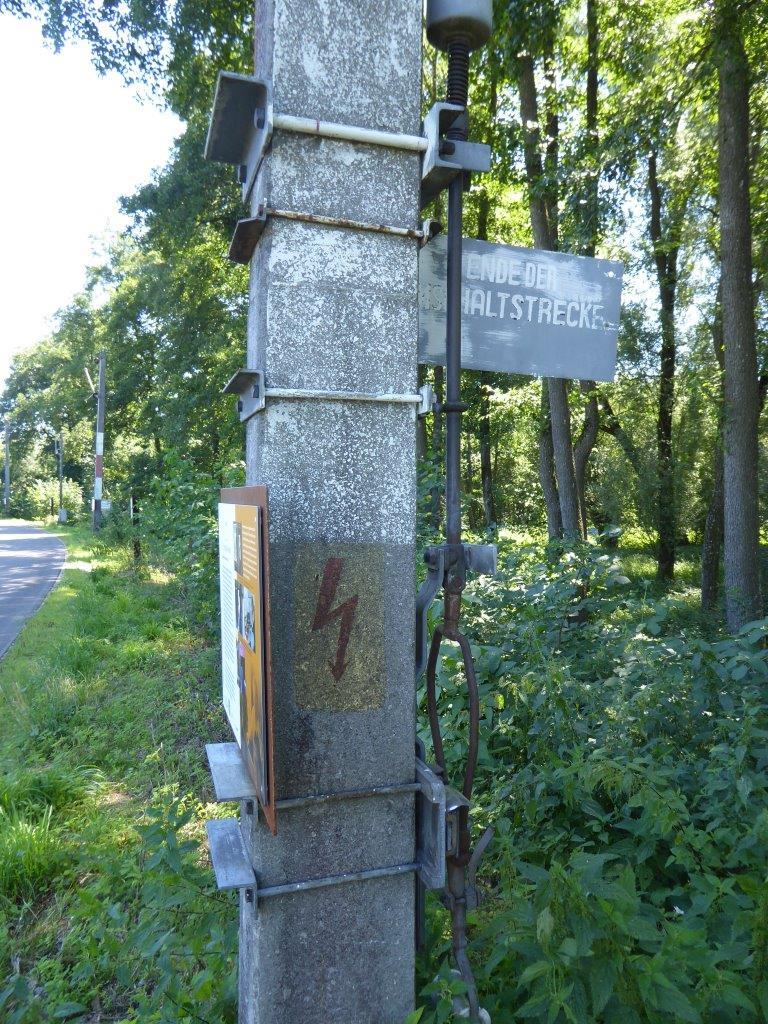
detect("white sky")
[0,15,181,389]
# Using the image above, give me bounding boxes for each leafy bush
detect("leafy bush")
[137,453,241,630]
[417,540,768,1023]
[15,477,85,523]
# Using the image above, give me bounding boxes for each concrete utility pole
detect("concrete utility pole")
[238,4,421,1022]
[91,352,106,531]
[3,419,9,516]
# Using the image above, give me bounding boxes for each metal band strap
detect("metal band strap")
[266,206,424,240]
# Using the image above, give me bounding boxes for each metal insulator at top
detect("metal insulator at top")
[425,0,492,53]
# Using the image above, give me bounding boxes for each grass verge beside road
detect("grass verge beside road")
[0,525,237,1023]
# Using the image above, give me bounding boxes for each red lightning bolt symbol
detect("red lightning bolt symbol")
[311,558,359,683]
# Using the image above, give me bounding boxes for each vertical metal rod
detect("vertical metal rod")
[92,352,106,532]
[445,174,464,548]
[3,420,9,516]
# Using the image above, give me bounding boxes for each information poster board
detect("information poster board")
[218,486,276,833]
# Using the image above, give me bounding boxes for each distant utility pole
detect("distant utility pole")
[55,433,66,523]
[3,419,9,516]
[88,352,106,531]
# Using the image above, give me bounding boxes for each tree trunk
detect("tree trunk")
[648,149,678,582]
[701,283,724,612]
[598,395,643,479]
[718,3,762,630]
[517,55,555,252]
[583,0,600,254]
[573,0,601,532]
[478,382,496,528]
[539,380,563,539]
[464,430,475,528]
[547,381,582,539]
[574,382,599,532]
[476,174,497,531]
[701,446,724,611]
[517,53,582,540]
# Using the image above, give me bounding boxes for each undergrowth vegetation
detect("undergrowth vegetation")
[419,543,768,1023]
[2,523,767,1022]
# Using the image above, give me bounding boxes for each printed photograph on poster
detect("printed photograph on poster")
[239,585,256,651]
[233,522,243,576]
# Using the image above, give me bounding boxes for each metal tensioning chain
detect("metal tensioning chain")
[420,3,495,1022]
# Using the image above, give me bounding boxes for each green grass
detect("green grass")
[0,523,236,1023]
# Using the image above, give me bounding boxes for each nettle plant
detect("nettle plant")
[417,540,768,1023]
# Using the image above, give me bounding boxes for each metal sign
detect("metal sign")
[218,486,276,833]
[419,235,623,382]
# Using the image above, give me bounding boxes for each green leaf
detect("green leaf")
[651,981,701,1023]
[403,1010,425,1024]
[756,980,768,1019]
[589,958,617,1014]
[537,906,555,944]
[518,960,552,987]
[53,1003,89,1020]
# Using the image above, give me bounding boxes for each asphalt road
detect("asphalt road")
[0,521,66,661]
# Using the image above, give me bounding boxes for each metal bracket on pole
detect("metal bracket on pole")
[205,71,433,205]
[415,547,446,681]
[418,384,437,418]
[415,757,446,890]
[223,369,424,422]
[414,543,496,681]
[205,745,447,896]
[222,369,265,422]
[206,817,420,903]
[207,743,421,809]
[206,819,257,891]
[204,72,274,203]
[421,102,491,208]
[203,75,487,251]
[228,203,427,265]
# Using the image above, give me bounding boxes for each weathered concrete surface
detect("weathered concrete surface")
[0,522,65,660]
[239,1,422,1021]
